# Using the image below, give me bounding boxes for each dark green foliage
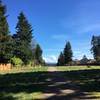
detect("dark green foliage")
[16,12,33,46]
[57,52,64,66]
[0,35,14,63]
[0,1,13,63]
[13,12,33,64]
[57,41,73,66]
[13,34,33,64]
[0,1,43,65]
[34,44,43,65]
[0,1,9,36]
[63,41,73,65]
[91,35,100,63]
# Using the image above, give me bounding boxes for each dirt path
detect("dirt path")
[42,67,80,100]
[47,67,58,72]
[39,67,99,100]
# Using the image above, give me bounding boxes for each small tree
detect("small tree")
[80,55,88,65]
[10,56,23,67]
[57,52,64,66]
[63,41,73,65]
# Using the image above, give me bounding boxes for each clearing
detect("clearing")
[0,66,100,100]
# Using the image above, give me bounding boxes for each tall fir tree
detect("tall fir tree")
[0,0,13,63]
[63,41,73,65]
[0,0,9,36]
[13,12,33,64]
[16,12,33,45]
[57,52,64,66]
[91,35,100,63]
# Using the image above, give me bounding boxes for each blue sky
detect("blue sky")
[3,0,100,63]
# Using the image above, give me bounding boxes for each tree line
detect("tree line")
[0,1,44,66]
[0,1,100,66]
[57,36,100,66]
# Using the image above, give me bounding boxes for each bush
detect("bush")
[27,60,34,67]
[10,56,23,67]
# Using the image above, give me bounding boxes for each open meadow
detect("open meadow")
[1,0,100,99]
[0,66,100,100]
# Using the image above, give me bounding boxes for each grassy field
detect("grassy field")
[0,66,100,99]
[57,66,100,71]
[0,66,48,75]
[0,66,48,100]
[57,66,100,99]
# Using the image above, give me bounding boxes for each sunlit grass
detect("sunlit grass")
[0,66,47,75]
[57,66,100,71]
[0,92,44,100]
[13,92,44,100]
[91,92,100,98]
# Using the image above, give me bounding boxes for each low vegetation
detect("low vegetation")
[57,66,100,71]
[0,66,100,99]
[0,66,47,74]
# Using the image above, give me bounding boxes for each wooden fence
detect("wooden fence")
[0,63,12,71]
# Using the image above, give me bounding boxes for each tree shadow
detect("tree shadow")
[0,69,100,99]
[0,93,16,100]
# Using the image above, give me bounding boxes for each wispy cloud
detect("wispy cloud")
[60,16,100,34]
[43,55,58,63]
[77,23,100,34]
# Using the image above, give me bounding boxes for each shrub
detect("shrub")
[10,56,23,67]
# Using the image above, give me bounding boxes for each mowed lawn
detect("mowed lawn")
[0,67,48,100]
[0,66,100,100]
[57,66,100,98]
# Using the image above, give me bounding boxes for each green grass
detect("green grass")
[57,66,100,71]
[0,66,100,99]
[0,66,47,75]
[57,66,100,98]
[0,66,48,100]
[0,92,44,100]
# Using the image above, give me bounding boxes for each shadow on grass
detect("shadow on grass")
[0,69,100,99]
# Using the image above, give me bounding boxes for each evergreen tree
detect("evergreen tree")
[0,0,9,36]
[80,55,88,65]
[63,41,73,65]
[13,12,33,64]
[16,12,33,45]
[57,52,64,66]
[91,35,100,63]
[0,0,13,63]
[34,44,43,65]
